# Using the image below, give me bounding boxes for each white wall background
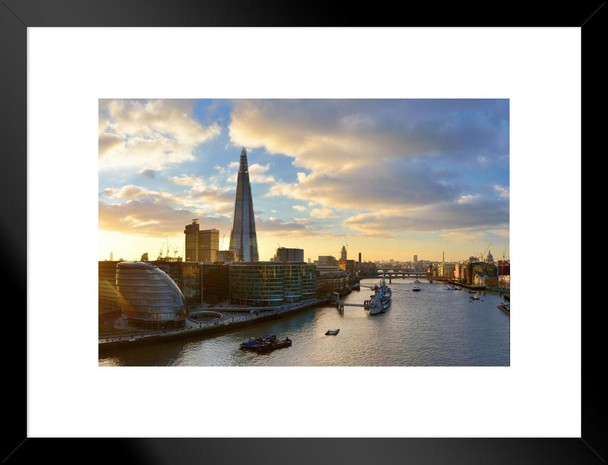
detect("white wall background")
[28,28,580,437]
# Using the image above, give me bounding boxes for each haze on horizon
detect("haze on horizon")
[98,99,509,263]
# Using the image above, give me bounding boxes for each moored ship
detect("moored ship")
[366,278,392,314]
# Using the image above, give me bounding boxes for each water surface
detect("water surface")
[99,279,510,366]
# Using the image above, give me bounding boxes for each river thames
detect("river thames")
[99,278,509,366]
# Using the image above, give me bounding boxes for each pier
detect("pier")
[333,291,367,313]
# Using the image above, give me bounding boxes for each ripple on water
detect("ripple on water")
[99,279,510,366]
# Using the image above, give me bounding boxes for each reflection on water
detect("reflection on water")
[99,279,509,366]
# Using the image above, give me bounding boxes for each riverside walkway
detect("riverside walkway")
[99,298,326,352]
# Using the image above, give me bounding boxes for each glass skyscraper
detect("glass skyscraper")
[229,148,259,262]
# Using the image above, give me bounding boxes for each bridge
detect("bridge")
[359,269,429,282]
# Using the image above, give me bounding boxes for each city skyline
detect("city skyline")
[99,99,509,262]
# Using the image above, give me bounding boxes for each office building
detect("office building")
[229,148,259,262]
[184,219,219,263]
[229,262,316,307]
[215,250,236,263]
[201,264,230,304]
[314,255,341,275]
[199,228,219,262]
[276,247,304,263]
[152,260,201,303]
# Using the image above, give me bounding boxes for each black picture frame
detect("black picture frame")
[1,1,602,463]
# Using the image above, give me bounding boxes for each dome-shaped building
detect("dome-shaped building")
[116,261,185,328]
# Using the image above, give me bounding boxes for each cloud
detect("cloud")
[457,194,481,204]
[344,197,508,235]
[255,217,309,233]
[99,196,230,237]
[310,207,338,218]
[292,205,307,212]
[227,100,511,215]
[248,163,276,184]
[165,175,235,214]
[269,159,458,210]
[99,99,220,170]
[139,169,157,179]
[103,185,152,201]
[170,175,204,187]
[229,99,509,171]
[493,184,509,199]
[100,183,234,237]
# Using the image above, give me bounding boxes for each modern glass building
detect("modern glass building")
[283,264,303,303]
[229,148,259,262]
[99,260,121,316]
[230,263,284,307]
[201,264,230,304]
[229,262,317,307]
[301,264,316,300]
[116,261,186,327]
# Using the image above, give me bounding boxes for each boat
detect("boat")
[497,303,510,315]
[469,296,480,301]
[240,335,277,349]
[446,285,455,290]
[254,337,292,353]
[367,294,384,314]
[382,295,391,310]
[412,285,421,292]
[413,279,421,284]
[468,290,477,294]
[366,280,391,314]
[325,329,340,336]
[453,286,462,291]
[379,279,392,298]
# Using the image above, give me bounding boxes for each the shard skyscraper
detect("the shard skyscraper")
[229,148,259,262]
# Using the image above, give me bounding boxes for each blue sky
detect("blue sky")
[99,99,509,262]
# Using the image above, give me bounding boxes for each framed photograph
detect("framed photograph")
[3,1,600,463]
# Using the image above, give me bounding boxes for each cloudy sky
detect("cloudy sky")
[99,99,509,262]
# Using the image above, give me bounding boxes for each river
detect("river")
[99,278,510,366]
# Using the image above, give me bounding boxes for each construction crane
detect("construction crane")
[481,242,492,261]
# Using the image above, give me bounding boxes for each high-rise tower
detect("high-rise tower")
[229,148,259,262]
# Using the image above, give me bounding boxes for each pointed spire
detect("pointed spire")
[229,147,259,262]
[239,147,248,172]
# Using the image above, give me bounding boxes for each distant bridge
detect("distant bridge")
[358,269,430,282]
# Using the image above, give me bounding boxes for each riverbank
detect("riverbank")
[99,297,333,356]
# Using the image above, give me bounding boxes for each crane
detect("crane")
[481,242,492,261]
